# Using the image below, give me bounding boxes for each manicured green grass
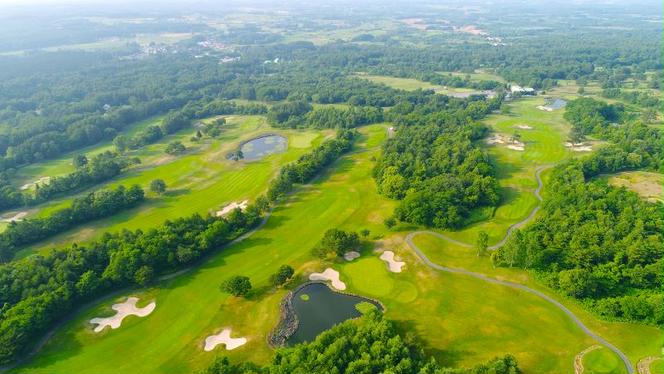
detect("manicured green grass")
[436,96,571,246]
[14,122,660,374]
[12,124,396,374]
[584,347,627,374]
[12,116,325,259]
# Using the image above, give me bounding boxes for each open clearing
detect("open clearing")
[12,122,660,374]
[355,74,480,96]
[607,171,663,203]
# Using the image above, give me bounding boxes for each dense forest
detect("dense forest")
[494,98,664,326]
[374,93,501,229]
[205,312,520,374]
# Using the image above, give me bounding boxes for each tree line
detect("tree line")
[0,184,145,262]
[267,102,384,129]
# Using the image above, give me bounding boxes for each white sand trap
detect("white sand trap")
[515,124,533,130]
[309,268,346,290]
[487,134,525,151]
[343,251,360,261]
[216,200,248,217]
[1,211,28,222]
[20,176,51,191]
[204,328,247,351]
[564,142,593,152]
[90,297,156,333]
[536,105,554,112]
[380,251,406,273]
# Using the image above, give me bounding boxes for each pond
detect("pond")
[547,98,567,110]
[238,134,287,161]
[288,283,383,344]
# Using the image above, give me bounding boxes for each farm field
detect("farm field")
[12,116,325,259]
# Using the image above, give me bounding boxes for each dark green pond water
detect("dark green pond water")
[288,283,383,344]
[240,135,287,161]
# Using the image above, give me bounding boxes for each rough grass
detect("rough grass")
[410,233,663,373]
[607,171,663,203]
[437,69,507,83]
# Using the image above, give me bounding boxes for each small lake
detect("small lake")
[288,283,383,344]
[239,135,287,161]
[548,98,567,110]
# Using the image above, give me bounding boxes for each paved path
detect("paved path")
[404,166,635,374]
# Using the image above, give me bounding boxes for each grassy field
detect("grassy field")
[437,69,507,83]
[12,124,395,374]
[607,171,663,203]
[12,116,325,259]
[409,233,662,373]
[355,74,477,95]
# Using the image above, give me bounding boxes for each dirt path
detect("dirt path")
[404,166,635,374]
[574,345,601,374]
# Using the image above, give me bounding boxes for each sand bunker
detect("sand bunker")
[204,328,247,351]
[380,251,405,273]
[574,345,601,374]
[1,211,28,222]
[564,142,593,152]
[343,251,360,261]
[90,297,156,333]
[216,200,248,217]
[309,268,346,290]
[20,176,51,191]
[536,105,554,112]
[637,356,663,374]
[515,124,533,130]
[486,134,525,151]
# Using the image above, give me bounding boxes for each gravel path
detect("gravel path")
[404,165,635,374]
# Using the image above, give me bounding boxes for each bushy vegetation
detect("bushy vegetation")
[205,312,519,374]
